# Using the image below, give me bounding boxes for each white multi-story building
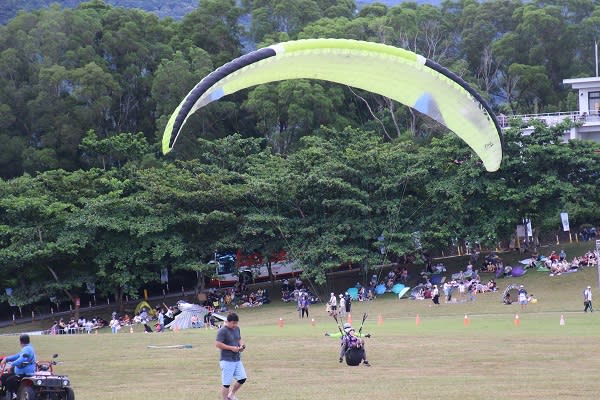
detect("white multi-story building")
[509,76,600,142]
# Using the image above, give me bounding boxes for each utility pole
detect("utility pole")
[594,39,598,78]
[596,239,600,289]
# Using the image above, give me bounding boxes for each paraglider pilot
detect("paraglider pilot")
[339,323,370,367]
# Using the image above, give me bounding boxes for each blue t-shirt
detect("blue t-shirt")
[216,326,241,362]
[5,344,36,375]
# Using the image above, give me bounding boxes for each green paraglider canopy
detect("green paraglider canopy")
[162,38,503,171]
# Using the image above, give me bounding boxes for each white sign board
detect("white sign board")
[560,212,570,232]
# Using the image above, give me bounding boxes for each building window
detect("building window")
[589,91,600,114]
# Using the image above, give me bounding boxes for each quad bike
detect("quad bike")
[0,354,74,400]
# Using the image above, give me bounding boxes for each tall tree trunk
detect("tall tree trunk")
[195,272,206,300]
[46,266,75,305]
[266,259,276,288]
[114,287,124,313]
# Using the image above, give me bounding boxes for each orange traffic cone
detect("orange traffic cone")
[279,317,284,328]
[514,314,520,327]
[415,314,421,326]
[346,313,352,324]
[560,314,565,326]
[377,314,384,326]
[464,314,470,326]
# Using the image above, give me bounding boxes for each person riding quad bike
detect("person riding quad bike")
[0,334,36,398]
[1,336,74,400]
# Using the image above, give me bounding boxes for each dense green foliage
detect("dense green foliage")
[1,0,600,312]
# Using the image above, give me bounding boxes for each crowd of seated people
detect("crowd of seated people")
[580,226,597,241]
[523,249,597,275]
[201,289,230,315]
[281,278,294,301]
[413,271,496,302]
[236,288,269,308]
[385,267,410,287]
[47,316,105,334]
[481,253,504,273]
[119,313,131,326]
[357,284,375,301]
[546,250,597,275]
[199,285,270,313]
[362,266,411,297]
[451,264,482,281]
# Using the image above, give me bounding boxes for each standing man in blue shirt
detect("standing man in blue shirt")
[215,313,246,400]
[0,334,37,397]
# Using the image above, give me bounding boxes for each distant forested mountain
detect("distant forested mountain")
[0,0,199,24]
[0,0,442,25]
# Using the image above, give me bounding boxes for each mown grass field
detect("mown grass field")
[2,242,600,399]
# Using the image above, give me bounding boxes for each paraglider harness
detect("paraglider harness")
[333,313,368,366]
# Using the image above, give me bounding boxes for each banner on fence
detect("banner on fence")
[560,212,570,232]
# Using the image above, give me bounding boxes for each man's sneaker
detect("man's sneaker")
[339,357,343,363]
[11,393,17,400]
[228,395,239,400]
[363,360,371,367]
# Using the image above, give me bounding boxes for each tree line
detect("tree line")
[1,0,600,312]
[0,0,199,25]
[2,122,599,312]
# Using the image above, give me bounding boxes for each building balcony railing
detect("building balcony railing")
[502,110,600,128]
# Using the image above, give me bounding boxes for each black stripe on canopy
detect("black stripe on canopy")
[424,58,503,149]
[170,47,277,149]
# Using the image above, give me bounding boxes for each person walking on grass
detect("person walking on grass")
[584,286,593,312]
[297,294,303,318]
[344,292,352,314]
[329,292,337,316]
[338,294,346,318]
[431,285,440,305]
[301,294,310,318]
[216,313,247,400]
